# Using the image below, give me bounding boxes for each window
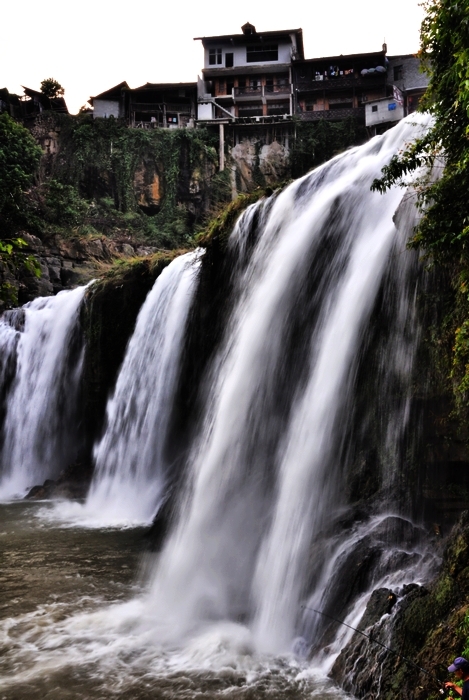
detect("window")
[267,102,289,115]
[393,65,403,81]
[209,48,222,65]
[238,104,263,117]
[225,53,234,68]
[371,105,378,112]
[329,102,353,110]
[246,44,278,63]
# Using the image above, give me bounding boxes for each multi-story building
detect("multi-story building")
[195,23,304,123]
[292,49,388,122]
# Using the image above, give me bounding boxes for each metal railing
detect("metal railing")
[231,85,292,98]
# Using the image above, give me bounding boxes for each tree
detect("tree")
[372,0,469,403]
[0,113,43,304]
[40,78,65,99]
[372,0,469,264]
[0,112,42,216]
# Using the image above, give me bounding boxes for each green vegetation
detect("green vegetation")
[372,0,469,411]
[44,115,219,246]
[0,113,43,304]
[40,78,65,99]
[0,112,42,221]
[290,117,367,178]
[196,189,269,249]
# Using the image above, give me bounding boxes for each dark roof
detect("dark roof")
[22,86,68,113]
[297,50,386,65]
[194,27,302,41]
[90,81,129,102]
[386,54,418,60]
[194,27,304,59]
[132,81,197,91]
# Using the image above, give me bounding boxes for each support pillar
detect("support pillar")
[219,123,225,171]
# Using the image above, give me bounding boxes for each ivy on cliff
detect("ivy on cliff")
[47,115,219,246]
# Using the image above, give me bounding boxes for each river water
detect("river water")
[0,501,351,699]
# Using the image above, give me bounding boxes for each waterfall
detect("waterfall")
[142,114,434,654]
[82,251,202,526]
[0,286,86,500]
[0,115,441,698]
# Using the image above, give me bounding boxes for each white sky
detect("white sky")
[2,0,425,114]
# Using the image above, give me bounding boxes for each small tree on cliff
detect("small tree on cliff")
[372,0,469,263]
[40,78,65,99]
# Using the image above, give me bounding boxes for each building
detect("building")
[20,86,69,117]
[292,50,388,122]
[365,55,429,132]
[90,81,197,128]
[195,22,304,123]
[90,82,129,119]
[127,82,196,128]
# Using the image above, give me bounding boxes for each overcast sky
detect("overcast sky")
[2,0,425,114]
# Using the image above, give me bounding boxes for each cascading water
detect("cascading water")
[82,251,203,526]
[0,286,87,500]
[143,113,435,655]
[0,114,439,699]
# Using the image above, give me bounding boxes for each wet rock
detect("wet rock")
[115,243,135,257]
[332,513,469,699]
[144,495,175,551]
[360,588,397,628]
[25,479,56,499]
[24,463,93,501]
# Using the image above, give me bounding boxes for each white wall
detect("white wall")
[204,39,292,69]
[198,102,214,120]
[366,99,404,127]
[93,99,121,119]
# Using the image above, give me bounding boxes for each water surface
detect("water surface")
[0,502,351,700]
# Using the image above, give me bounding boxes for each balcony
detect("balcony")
[234,86,262,98]
[295,74,386,93]
[232,85,292,102]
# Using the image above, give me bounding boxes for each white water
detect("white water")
[0,286,87,499]
[71,251,202,527]
[142,114,434,653]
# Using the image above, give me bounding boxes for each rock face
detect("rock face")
[329,512,469,700]
[0,231,165,313]
[230,137,290,191]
